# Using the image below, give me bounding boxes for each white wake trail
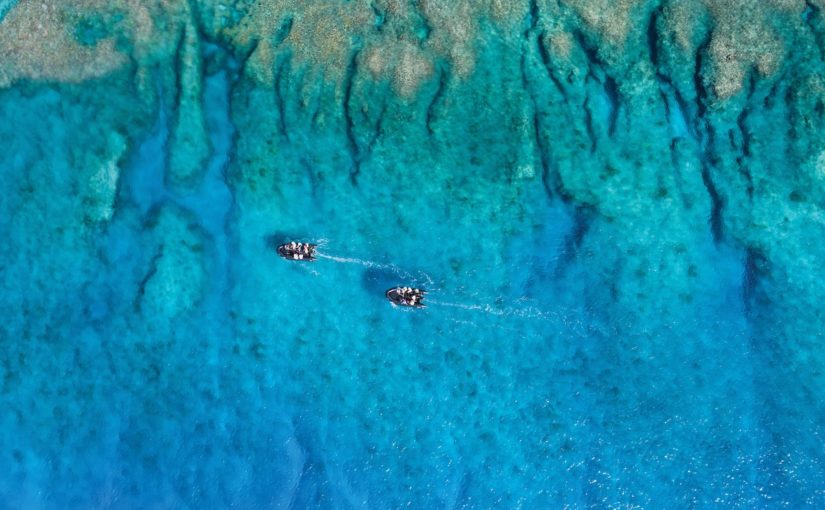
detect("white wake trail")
[315,252,435,287]
[427,298,570,323]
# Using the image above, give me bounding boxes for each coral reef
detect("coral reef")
[1,0,824,507]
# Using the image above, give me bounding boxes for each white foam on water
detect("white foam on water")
[427,296,588,333]
[427,299,546,319]
[315,252,435,287]
[295,264,321,277]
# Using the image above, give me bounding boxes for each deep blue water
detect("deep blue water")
[2,3,825,509]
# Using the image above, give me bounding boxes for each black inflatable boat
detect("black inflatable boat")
[386,287,427,308]
[277,242,317,261]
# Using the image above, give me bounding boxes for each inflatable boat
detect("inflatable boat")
[277,242,317,261]
[386,287,426,308]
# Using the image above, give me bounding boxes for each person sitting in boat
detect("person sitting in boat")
[404,288,422,304]
[385,286,426,307]
[278,241,315,261]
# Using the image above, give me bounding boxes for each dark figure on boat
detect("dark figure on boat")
[386,286,426,308]
[277,241,317,261]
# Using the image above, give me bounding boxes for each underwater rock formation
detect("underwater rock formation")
[1,0,824,507]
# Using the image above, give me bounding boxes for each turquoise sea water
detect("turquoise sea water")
[2,1,825,508]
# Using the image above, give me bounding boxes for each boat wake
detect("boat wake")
[315,252,435,287]
[311,245,580,330]
[427,298,577,325]
[295,264,321,277]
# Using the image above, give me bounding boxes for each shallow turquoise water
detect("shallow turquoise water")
[2,5,825,509]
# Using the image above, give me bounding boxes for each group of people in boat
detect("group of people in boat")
[278,241,316,260]
[393,286,426,307]
[277,240,426,308]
